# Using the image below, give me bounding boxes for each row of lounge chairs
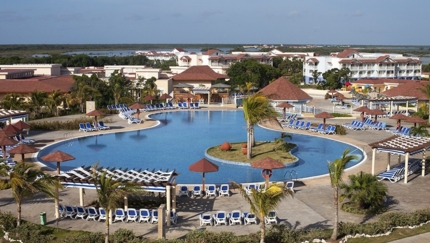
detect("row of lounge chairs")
[59,204,178,224]
[309,124,336,135]
[79,122,110,132]
[179,184,230,198]
[178,102,200,109]
[107,104,128,111]
[277,113,299,123]
[387,126,411,137]
[282,120,311,130]
[343,119,387,131]
[244,181,294,195]
[199,210,277,226]
[377,160,421,183]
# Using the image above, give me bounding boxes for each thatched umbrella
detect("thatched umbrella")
[3,124,20,136]
[390,113,410,132]
[314,112,334,130]
[0,130,18,162]
[367,109,385,122]
[251,157,285,188]
[13,120,30,131]
[7,144,38,162]
[128,103,144,118]
[354,106,371,122]
[86,109,105,128]
[159,93,173,106]
[189,158,219,191]
[405,116,426,127]
[143,95,155,104]
[276,102,294,119]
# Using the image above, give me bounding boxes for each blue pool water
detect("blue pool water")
[37,110,364,184]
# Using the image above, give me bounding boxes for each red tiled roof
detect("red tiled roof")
[172,66,229,81]
[306,58,319,63]
[382,81,430,100]
[174,47,186,52]
[204,49,219,55]
[258,76,312,101]
[0,75,74,94]
[354,79,410,85]
[336,49,359,58]
[180,56,191,61]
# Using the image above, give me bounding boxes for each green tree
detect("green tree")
[3,162,62,226]
[311,70,322,84]
[289,73,303,85]
[91,163,143,243]
[340,171,388,211]
[419,84,430,123]
[234,182,293,243]
[273,133,292,152]
[243,93,280,159]
[109,70,132,105]
[0,93,25,110]
[410,124,430,137]
[227,59,281,89]
[29,90,48,117]
[45,90,64,116]
[70,75,101,112]
[328,149,358,240]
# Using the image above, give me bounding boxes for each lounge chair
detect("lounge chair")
[168,211,178,225]
[58,204,66,218]
[300,121,311,130]
[264,211,278,225]
[205,184,217,198]
[98,207,107,222]
[310,124,323,132]
[178,186,190,197]
[245,184,259,195]
[286,181,294,193]
[243,212,257,225]
[150,210,159,224]
[85,122,96,131]
[138,209,151,223]
[75,206,88,220]
[86,207,99,221]
[229,210,242,225]
[98,121,110,130]
[126,208,139,222]
[190,103,195,109]
[218,184,230,197]
[64,205,76,219]
[281,119,294,128]
[194,102,200,109]
[79,123,87,132]
[377,165,405,183]
[200,213,213,226]
[114,208,126,223]
[192,185,203,198]
[213,211,228,226]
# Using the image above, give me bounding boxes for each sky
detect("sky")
[1,0,429,46]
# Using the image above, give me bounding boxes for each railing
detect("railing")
[284,170,298,181]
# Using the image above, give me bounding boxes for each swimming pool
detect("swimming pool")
[37,110,365,184]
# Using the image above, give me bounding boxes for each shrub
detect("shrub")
[59,232,104,243]
[112,228,137,243]
[335,125,347,135]
[29,117,112,130]
[331,113,352,117]
[11,222,55,242]
[0,211,17,231]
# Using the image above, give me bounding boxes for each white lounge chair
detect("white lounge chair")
[205,184,217,198]
[126,208,139,223]
[243,212,257,225]
[168,211,178,225]
[64,205,76,219]
[150,210,159,224]
[75,206,88,220]
[199,213,212,226]
[178,186,190,197]
[264,211,278,225]
[286,181,294,193]
[138,209,151,223]
[98,207,107,222]
[114,208,126,223]
[213,211,228,226]
[86,207,99,221]
[229,210,242,225]
[192,185,203,198]
[218,184,230,197]
[58,204,66,218]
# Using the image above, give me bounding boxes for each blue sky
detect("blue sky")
[1,0,429,45]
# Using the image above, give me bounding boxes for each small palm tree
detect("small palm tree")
[419,83,430,122]
[4,162,62,226]
[340,171,388,211]
[243,93,280,159]
[410,124,429,137]
[328,149,357,240]
[91,163,143,243]
[273,133,292,152]
[234,182,293,243]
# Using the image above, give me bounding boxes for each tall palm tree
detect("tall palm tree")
[328,149,357,240]
[234,182,293,243]
[0,93,25,110]
[243,93,280,159]
[109,71,132,105]
[340,171,388,211]
[45,90,63,116]
[4,162,62,226]
[419,83,430,123]
[91,163,143,243]
[410,124,430,137]
[29,90,48,117]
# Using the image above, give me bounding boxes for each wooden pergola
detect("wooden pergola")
[368,136,430,183]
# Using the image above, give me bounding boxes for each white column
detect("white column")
[166,186,171,226]
[422,149,426,177]
[387,153,391,171]
[79,188,84,206]
[371,148,376,175]
[124,197,128,211]
[404,153,409,184]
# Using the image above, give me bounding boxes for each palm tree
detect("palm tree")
[4,162,62,226]
[109,70,132,105]
[91,163,143,243]
[410,124,430,137]
[419,83,430,123]
[243,93,280,159]
[0,93,25,110]
[45,90,64,116]
[29,90,48,117]
[340,171,388,211]
[328,149,357,240]
[273,133,292,152]
[234,182,293,243]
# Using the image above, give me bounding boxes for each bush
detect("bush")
[59,232,104,243]
[11,222,55,242]
[335,125,347,135]
[331,113,352,117]
[112,228,137,243]
[0,211,17,231]
[29,117,112,130]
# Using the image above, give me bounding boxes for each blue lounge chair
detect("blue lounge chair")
[300,121,311,130]
[206,184,217,198]
[114,208,126,223]
[138,209,151,223]
[294,121,304,129]
[194,102,200,109]
[219,184,230,197]
[310,124,323,132]
[126,208,139,223]
[85,122,96,131]
[86,207,99,221]
[190,103,195,109]
[229,210,242,225]
[213,211,228,226]
[79,123,87,132]
[75,206,88,220]
[192,185,203,198]
[178,186,190,197]
[282,119,294,128]
[98,208,107,222]
[98,121,110,130]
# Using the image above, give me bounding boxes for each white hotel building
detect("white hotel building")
[303,49,422,84]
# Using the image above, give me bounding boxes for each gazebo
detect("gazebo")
[368,136,430,183]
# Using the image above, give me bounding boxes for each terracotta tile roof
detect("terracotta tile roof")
[204,49,219,55]
[258,76,312,101]
[0,75,74,94]
[172,66,229,81]
[382,81,430,100]
[174,47,186,52]
[180,56,191,61]
[354,79,410,85]
[336,49,359,58]
[305,58,319,63]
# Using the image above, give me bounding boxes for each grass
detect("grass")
[206,142,297,163]
[345,223,430,243]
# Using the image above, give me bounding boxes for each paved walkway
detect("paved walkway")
[1,94,429,242]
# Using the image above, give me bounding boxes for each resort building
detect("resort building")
[303,49,422,83]
[259,76,313,106]
[381,80,430,108]
[350,79,410,94]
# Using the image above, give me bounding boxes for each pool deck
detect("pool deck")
[1,93,430,242]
